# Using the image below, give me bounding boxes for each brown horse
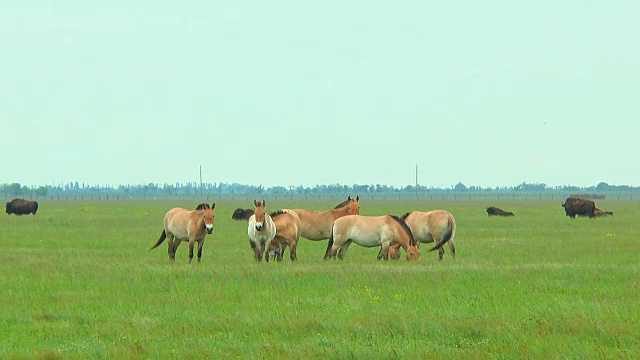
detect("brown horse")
[266,209,302,261]
[324,214,419,261]
[388,210,456,261]
[248,200,276,262]
[291,196,360,241]
[150,203,216,263]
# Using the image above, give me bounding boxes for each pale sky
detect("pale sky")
[2,2,638,189]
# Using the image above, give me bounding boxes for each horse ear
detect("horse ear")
[356,196,359,201]
[263,200,266,207]
[254,200,258,207]
[347,196,351,201]
[211,203,216,209]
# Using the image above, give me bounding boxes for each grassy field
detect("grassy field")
[1,199,638,359]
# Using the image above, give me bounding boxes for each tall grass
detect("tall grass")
[1,200,638,359]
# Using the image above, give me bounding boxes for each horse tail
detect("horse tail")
[429,215,454,252]
[149,230,167,250]
[324,224,335,260]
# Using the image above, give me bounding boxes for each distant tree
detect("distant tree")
[268,186,287,194]
[514,182,547,191]
[454,182,467,192]
[0,183,9,198]
[36,186,48,198]
[9,183,21,197]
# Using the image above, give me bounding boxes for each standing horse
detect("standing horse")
[324,215,420,261]
[150,203,216,263]
[267,209,302,261]
[248,200,276,262]
[388,210,456,261]
[291,196,360,241]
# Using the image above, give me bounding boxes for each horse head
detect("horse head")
[406,245,420,261]
[253,200,266,231]
[202,203,215,234]
[346,196,360,215]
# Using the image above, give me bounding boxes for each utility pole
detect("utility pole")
[415,164,419,200]
[199,165,203,196]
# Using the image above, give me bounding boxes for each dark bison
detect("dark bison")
[232,208,254,221]
[6,198,39,215]
[562,198,596,218]
[486,206,515,216]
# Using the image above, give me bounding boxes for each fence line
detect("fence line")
[5,192,640,202]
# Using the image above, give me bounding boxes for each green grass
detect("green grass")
[1,200,638,359]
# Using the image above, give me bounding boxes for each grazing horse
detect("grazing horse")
[248,200,276,262]
[266,209,302,261]
[324,215,420,261]
[150,203,216,263]
[291,196,360,241]
[388,210,456,261]
[232,208,255,221]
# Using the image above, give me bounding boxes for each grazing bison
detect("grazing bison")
[486,206,515,216]
[6,198,39,216]
[562,198,596,218]
[232,208,254,221]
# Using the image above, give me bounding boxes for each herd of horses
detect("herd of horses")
[2,195,610,264]
[149,195,614,264]
[149,196,456,263]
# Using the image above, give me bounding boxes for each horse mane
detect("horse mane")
[195,203,210,210]
[400,212,413,221]
[269,210,288,218]
[389,215,416,246]
[334,200,350,209]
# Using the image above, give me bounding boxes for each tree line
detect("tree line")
[1,181,637,199]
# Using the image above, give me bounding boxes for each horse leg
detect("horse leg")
[257,240,264,262]
[264,239,272,263]
[188,238,196,264]
[249,240,260,261]
[434,237,445,261]
[448,240,456,259]
[337,240,352,260]
[380,242,391,261]
[289,241,298,261]
[387,243,402,260]
[166,233,174,261]
[273,240,284,262]
[197,239,205,263]
[273,240,283,262]
[268,237,281,262]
